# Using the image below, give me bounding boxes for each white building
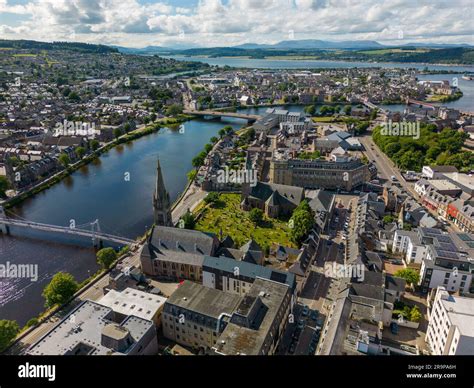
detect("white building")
[426,287,474,355]
[98,287,167,326]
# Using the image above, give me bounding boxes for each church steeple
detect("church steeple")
[153,158,172,226]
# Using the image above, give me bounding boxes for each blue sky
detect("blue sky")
[0,0,472,48]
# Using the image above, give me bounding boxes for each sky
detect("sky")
[0,0,473,48]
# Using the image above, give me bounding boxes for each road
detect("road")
[171,183,206,224]
[360,131,461,234]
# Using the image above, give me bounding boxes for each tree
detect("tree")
[0,320,19,352]
[204,192,220,206]
[218,128,227,138]
[409,306,422,323]
[180,210,196,230]
[383,215,395,224]
[42,272,79,308]
[304,105,316,116]
[204,143,213,153]
[113,127,122,139]
[75,146,86,159]
[394,268,419,286]
[343,105,352,115]
[0,176,9,197]
[249,208,264,225]
[90,139,100,151]
[187,169,197,182]
[58,153,70,168]
[210,136,219,144]
[290,200,315,245]
[96,247,117,269]
[165,104,183,117]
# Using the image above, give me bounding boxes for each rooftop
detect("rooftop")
[27,300,154,355]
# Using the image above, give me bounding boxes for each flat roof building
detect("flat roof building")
[28,300,157,355]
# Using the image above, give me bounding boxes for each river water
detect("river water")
[1,58,473,325]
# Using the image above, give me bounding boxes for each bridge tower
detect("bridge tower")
[91,219,102,248]
[0,205,10,235]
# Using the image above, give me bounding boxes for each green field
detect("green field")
[194,193,295,249]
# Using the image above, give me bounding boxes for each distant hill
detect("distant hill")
[0,39,118,53]
[234,39,384,50]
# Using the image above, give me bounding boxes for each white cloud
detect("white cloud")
[0,0,472,47]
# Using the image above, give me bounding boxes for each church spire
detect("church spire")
[153,158,172,226]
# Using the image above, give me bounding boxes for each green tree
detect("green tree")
[0,176,9,197]
[42,272,79,308]
[0,320,19,352]
[343,105,352,115]
[304,105,316,116]
[90,139,100,151]
[187,169,197,182]
[165,104,183,117]
[58,153,70,168]
[383,215,395,224]
[180,210,196,230]
[290,200,315,245]
[204,192,220,206]
[394,268,419,286]
[204,143,213,153]
[409,306,422,323]
[113,127,122,139]
[96,247,117,269]
[75,146,86,159]
[249,208,264,225]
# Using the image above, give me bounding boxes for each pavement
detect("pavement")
[171,183,206,224]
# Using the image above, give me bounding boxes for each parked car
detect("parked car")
[310,310,318,321]
[297,319,305,330]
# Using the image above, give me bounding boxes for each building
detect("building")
[153,159,172,226]
[140,225,220,281]
[98,287,167,326]
[162,281,242,351]
[28,300,157,355]
[419,229,474,294]
[421,165,458,180]
[426,286,474,355]
[212,278,292,355]
[202,255,296,297]
[269,149,372,191]
[240,181,304,218]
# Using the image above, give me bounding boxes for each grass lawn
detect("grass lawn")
[312,116,341,122]
[194,193,296,249]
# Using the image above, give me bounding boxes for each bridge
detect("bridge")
[0,206,136,247]
[183,109,261,122]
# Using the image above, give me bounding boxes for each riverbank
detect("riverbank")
[2,115,192,210]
